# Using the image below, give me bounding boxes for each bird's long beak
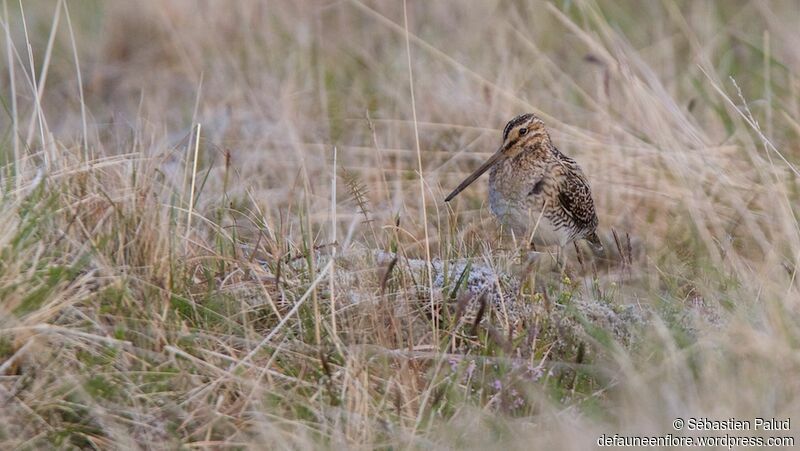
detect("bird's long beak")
[445,147,504,202]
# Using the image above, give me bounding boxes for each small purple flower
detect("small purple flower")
[448,356,460,373]
[511,390,525,409]
[491,379,502,391]
[526,363,544,382]
[465,360,476,379]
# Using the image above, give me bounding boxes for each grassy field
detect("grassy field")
[2,0,800,448]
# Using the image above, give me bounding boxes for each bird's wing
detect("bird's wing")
[553,161,599,230]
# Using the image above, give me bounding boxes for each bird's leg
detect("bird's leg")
[573,241,586,273]
[557,245,565,272]
[554,245,571,276]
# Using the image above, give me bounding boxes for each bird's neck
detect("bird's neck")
[521,139,558,162]
[489,141,555,184]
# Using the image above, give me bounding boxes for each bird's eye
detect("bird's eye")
[519,128,528,136]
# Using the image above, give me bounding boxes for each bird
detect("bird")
[445,113,603,253]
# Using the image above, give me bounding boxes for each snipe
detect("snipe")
[446,113,602,253]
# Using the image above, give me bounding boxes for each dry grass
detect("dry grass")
[1,0,800,449]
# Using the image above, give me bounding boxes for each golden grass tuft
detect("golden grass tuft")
[1,0,800,448]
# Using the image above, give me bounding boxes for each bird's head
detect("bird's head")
[445,113,548,202]
[500,113,549,158]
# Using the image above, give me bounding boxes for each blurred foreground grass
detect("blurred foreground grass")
[1,0,800,448]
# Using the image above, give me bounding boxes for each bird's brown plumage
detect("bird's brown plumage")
[446,113,602,252]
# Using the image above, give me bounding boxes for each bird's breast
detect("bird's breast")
[488,159,551,237]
